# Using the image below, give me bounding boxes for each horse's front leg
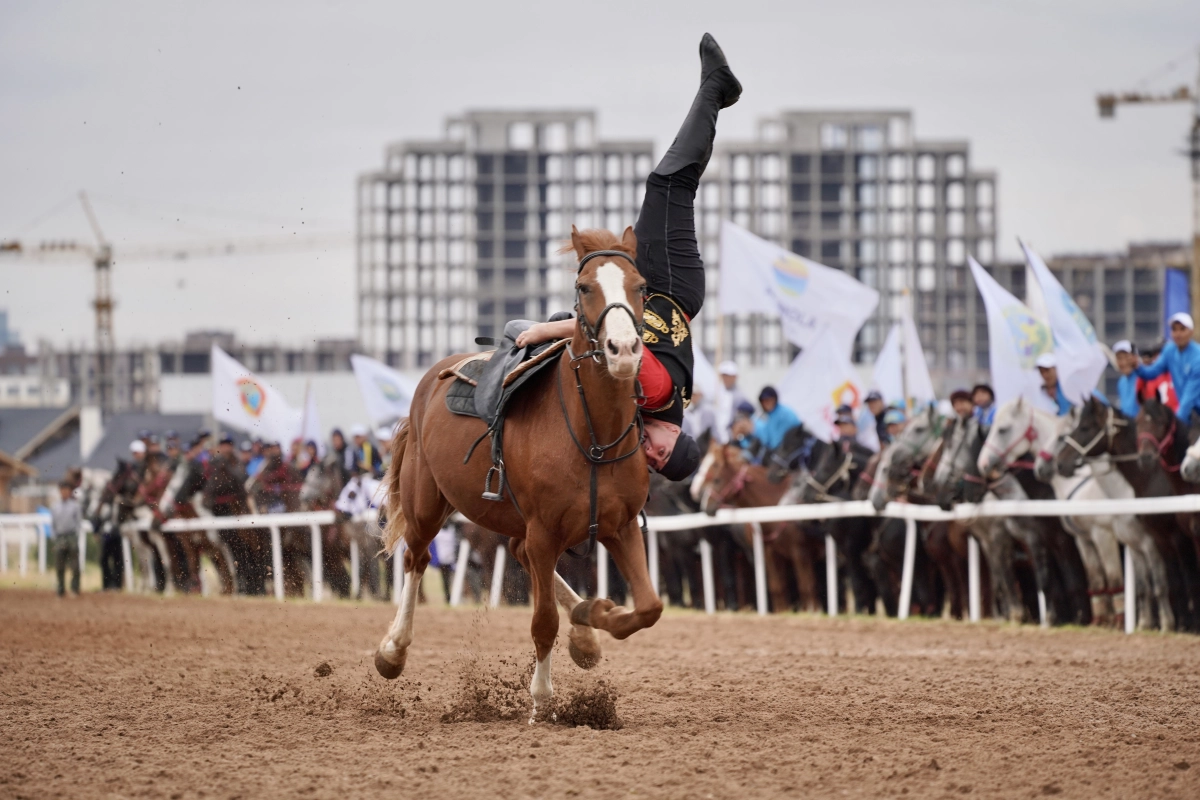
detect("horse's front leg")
[571,520,664,640]
[514,530,563,721]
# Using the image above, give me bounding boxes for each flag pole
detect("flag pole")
[899,287,911,414]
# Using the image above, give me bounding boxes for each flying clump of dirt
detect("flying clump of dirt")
[440,655,533,724]
[553,680,623,730]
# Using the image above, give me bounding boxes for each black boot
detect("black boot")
[653,33,742,177]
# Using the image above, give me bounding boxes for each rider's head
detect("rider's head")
[1170,313,1194,349]
[834,405,857,440]
[950,389,973,419]
[758,386,778,414]
[1035,352,1058,389]
[643,418,701,480]
[1112,340,1137,375]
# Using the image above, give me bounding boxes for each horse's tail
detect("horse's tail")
[379,418,410,555]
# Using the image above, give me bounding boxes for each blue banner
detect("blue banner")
[1164,268,1190,336]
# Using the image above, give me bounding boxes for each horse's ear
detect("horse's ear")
[620,226,637,255]
[569,225,586,260]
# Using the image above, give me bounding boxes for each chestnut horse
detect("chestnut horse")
[374,228,661,718]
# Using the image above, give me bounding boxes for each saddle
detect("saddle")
[439,320,569,502]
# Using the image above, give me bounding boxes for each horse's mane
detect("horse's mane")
[557,228,636,259]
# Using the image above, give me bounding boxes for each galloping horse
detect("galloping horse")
[374,228,661,718]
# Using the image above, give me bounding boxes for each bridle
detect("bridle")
[574,249,646,363]
[1054,405,1136,471]
[983,409,1038,469]
[887,413,944,495]
[706,463,750,509]
[1137,413,1181,473]
[555,340,645,558]
[804,449,856,503]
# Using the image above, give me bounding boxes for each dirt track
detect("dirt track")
[3,589,1200,799]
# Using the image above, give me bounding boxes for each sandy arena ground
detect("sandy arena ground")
[3,588,1200,799]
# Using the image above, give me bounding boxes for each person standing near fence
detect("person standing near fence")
[51,479,82,598]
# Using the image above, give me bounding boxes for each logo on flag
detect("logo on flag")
[831,381,860,410]
[1001,307,1051,369]
[237,378,267,417]
[375,377,405,403]
[771,255,810,297]
[1060,288,1098,344]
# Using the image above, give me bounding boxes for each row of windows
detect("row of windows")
[475,153,653,181]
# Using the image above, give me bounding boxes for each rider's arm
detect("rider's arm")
[514,318,575,348]
[1134,348,1169,380]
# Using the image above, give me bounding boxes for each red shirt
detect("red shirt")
[1137,373,1179,411]
[638,350,674,409]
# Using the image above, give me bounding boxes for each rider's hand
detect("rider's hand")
[515,324,548,349]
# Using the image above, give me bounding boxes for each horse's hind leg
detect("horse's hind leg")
[373,462,447,680]
[571,520,664,640]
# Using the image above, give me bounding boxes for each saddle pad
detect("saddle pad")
[445,358,489,418]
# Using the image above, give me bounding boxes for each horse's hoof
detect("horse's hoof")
[569,597,614,627]
[568,631,602,670]
[374,649,406,680]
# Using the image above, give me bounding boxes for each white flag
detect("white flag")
[776,325,866,443]
[872,317,937,408]
[719,220,879,356]
[300,382,324,455]
[691,337,718,401]
[1021,241,1108,403]
[351,354,417,425]
[211,345,302,445]
[968,257,1054,410]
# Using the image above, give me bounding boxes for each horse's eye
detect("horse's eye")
[577,284,590,294]
[998,426,1011,435]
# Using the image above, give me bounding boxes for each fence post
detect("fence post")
[309,524,323,603]
[488,544,506,608]
[0,525,7,572]
[751,522,768,616]
[349,539,360,599]
[121,535,133,591]
[898,517,917,621]
[647,528,660,599]
[1037,591,1048,628]
[449,539,470,607]
[270,525,284,601]
[698,538,715,615]
[825,534,838,617]
[596,542,609,600]
[19,525,29,576]
[1124,545,1136,634]
[77,526,86,581]
[967,535,981,623]
[38,522,47,574]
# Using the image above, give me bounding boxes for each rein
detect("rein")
[573,249,646,364]
[1055,406,1139,469]
[708,464,750,508]
[556,341,645,558]
[804,450,855,503]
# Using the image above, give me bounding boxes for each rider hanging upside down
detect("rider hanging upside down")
[515,33,741,482]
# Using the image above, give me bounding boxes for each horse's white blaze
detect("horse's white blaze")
[594,262,641,376]
[690,450,716,502]
[529,650,554,719]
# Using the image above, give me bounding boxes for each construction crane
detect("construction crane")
[1,199,350,415]
[1097,48,1200,336]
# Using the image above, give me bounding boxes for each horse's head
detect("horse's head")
[1136,397,1178,473]
[689,438,722,503]
[879,405,943,502]
[799,440,850,503]
[1054,398,1105,478]
[932,417,987,509]
[978,396,1036,478]
[765,423,811,483]
[567,226,645,380]
[699,444,750,516]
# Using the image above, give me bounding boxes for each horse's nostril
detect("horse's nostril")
[607,340,619,355]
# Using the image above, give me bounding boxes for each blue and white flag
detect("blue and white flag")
[719,220,879,357]
[1021,241,1108,403]
[351,354,417,425]
[968,257,1054,410]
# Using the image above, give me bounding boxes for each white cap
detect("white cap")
[350,423,369,437]
[1169,312,1195,330]
[129,440,146,454]
[1112,339,1134,354]
[717,361,739,377]
[1035,352,1057,369]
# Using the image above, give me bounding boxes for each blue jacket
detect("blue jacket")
[753,404,802,451]
[973,404,996,428]
[1116,373,1139,418]
[1047,384,1108,416]
[1135,341,1200,422]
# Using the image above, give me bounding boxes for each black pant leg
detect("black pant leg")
[633,165,705,319]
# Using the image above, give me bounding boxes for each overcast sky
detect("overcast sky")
[2,0,1198,351]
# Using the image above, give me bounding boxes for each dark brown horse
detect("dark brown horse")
[373,228,661,718]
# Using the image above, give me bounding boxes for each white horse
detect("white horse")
[1041,401,1176,631]
[979,397,1126,625]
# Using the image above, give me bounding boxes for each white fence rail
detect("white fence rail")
[6,492,1192,633]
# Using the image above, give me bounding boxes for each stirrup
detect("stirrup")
[482,464,506,502]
